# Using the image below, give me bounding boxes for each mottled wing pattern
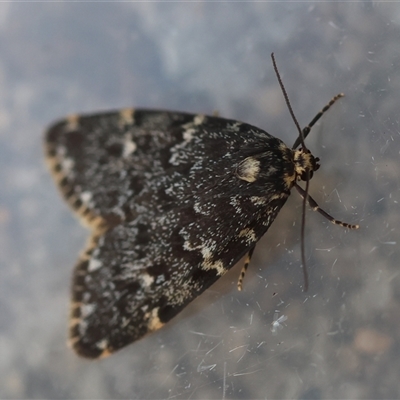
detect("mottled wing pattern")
[45,109,295,358]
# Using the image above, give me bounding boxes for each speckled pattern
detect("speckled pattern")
[45,109,315,358]
[3,3,399,398]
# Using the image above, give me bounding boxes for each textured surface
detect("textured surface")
[1,3,400,399]
[45,109,308,358]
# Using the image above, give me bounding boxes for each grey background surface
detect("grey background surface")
[1,2,399,399]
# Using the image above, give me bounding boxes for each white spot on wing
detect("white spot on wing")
[145,307,164,331]
[123,135,137,157]
[169,115,204,165]
[61,157,75,176]
[239,228,257,244]
[236,157,260,183]
[202,258,226,276]
[81,303,96,318]
[193,201,212,215]
[88,258,102,272]
[250,196,267,205]
[141,273,154,287]
[230,196,242,213]
[80,191,93,204]
[182,239,226,275]
[96,339,109,350]
[183,128,195,142]
[201,247,226,275]
[194,114,205,125]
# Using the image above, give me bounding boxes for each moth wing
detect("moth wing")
[45,110,201,229]
[70,188,288,358]
[46,110,294,357]
[45,110,290,230]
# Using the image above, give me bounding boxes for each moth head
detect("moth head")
[294,148,320,182]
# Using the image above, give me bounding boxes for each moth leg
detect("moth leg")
[293,93,344,148]
[237,246,256,291]
[295,184,359,229]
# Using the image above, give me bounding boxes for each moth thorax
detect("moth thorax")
[293,148,320,181]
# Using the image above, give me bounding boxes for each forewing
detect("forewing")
[45,110,200,229]
[45,110,291,227]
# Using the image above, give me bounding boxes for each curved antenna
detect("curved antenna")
[292,93,344,149]
[271,53,307,151]
[271,53,309,291]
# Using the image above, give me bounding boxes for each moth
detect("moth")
[44,54,358,358]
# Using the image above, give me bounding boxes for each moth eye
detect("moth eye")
[300,169,314,181]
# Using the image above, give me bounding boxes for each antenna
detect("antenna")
[271,52,311,291]
[271,54,358,291]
